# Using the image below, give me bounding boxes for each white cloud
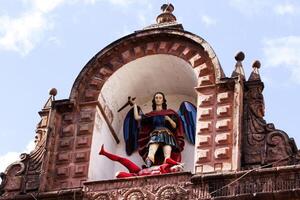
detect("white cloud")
[0,0,153,55]
[0,152,20,173]
[31,0,66,13]
[26,140,36,152]
[274,3,296,15]
[263,36,300,84]
[201,15,216,26]
[229,0,299,16]
[228,0,270,16]
[0,0,66,55]
[0,140,35,173]
[0,12,47,55]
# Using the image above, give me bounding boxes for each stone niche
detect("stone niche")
[88,54,198,181]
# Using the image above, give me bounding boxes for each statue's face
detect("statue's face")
[154,93,164,106]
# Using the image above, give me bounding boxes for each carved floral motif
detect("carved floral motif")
[94,193,110,200]
[124,189,146,200]
[84,182,191,200]
[156,185,177,200]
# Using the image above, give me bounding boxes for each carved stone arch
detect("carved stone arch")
[70,29,224,103]
[43,28,229,189]
[67,28,225,181]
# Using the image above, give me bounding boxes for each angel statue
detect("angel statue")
[123,92,196,168]
[98,92,196,178]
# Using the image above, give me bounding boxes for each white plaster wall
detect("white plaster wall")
[88,107,117,180]
[88,55,198,181]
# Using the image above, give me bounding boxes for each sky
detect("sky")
[0,0,300,172]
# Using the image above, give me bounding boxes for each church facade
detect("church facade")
[1,4,300,200]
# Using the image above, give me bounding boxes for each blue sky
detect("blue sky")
[0,0,300,172]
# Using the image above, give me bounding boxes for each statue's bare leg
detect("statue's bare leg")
[99,145,141,173]
[147,143,159,164]
[163,145,172,161]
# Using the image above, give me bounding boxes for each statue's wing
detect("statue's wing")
[178,101,196,145]
[123,106,143,155]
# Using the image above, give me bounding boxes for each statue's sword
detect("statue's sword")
[118,96,136,112]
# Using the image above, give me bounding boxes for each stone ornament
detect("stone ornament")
[124,189,146,200]
[155,185,189,200]
[94,193,110,200]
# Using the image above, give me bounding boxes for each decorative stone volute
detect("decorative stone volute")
[242,60,300,169]
[156,4,177,24]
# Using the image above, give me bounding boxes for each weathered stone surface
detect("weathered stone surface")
[242,80,299,169]
[2,5,300,200]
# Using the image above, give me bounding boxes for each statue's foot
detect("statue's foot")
[145,158,153,168]
[170,164,184,172]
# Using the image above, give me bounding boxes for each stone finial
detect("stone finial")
[248,60,261,81]
[44,88,57,109]
[156,3,177,24]
[49,88,57,97]
[231,51,245,78]
[235,51,245,62]
[49,87,57,102]
[144,3,183,30]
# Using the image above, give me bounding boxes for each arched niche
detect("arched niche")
[88,54,198,180]
[66,28,224,181]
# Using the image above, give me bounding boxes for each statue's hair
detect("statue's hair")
[152,92,167,110]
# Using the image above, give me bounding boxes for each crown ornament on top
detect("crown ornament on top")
[156,3,177,24]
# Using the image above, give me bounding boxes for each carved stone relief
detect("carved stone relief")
[85,183,192,200]
[124,189,146,200]
[242,81,299,168]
